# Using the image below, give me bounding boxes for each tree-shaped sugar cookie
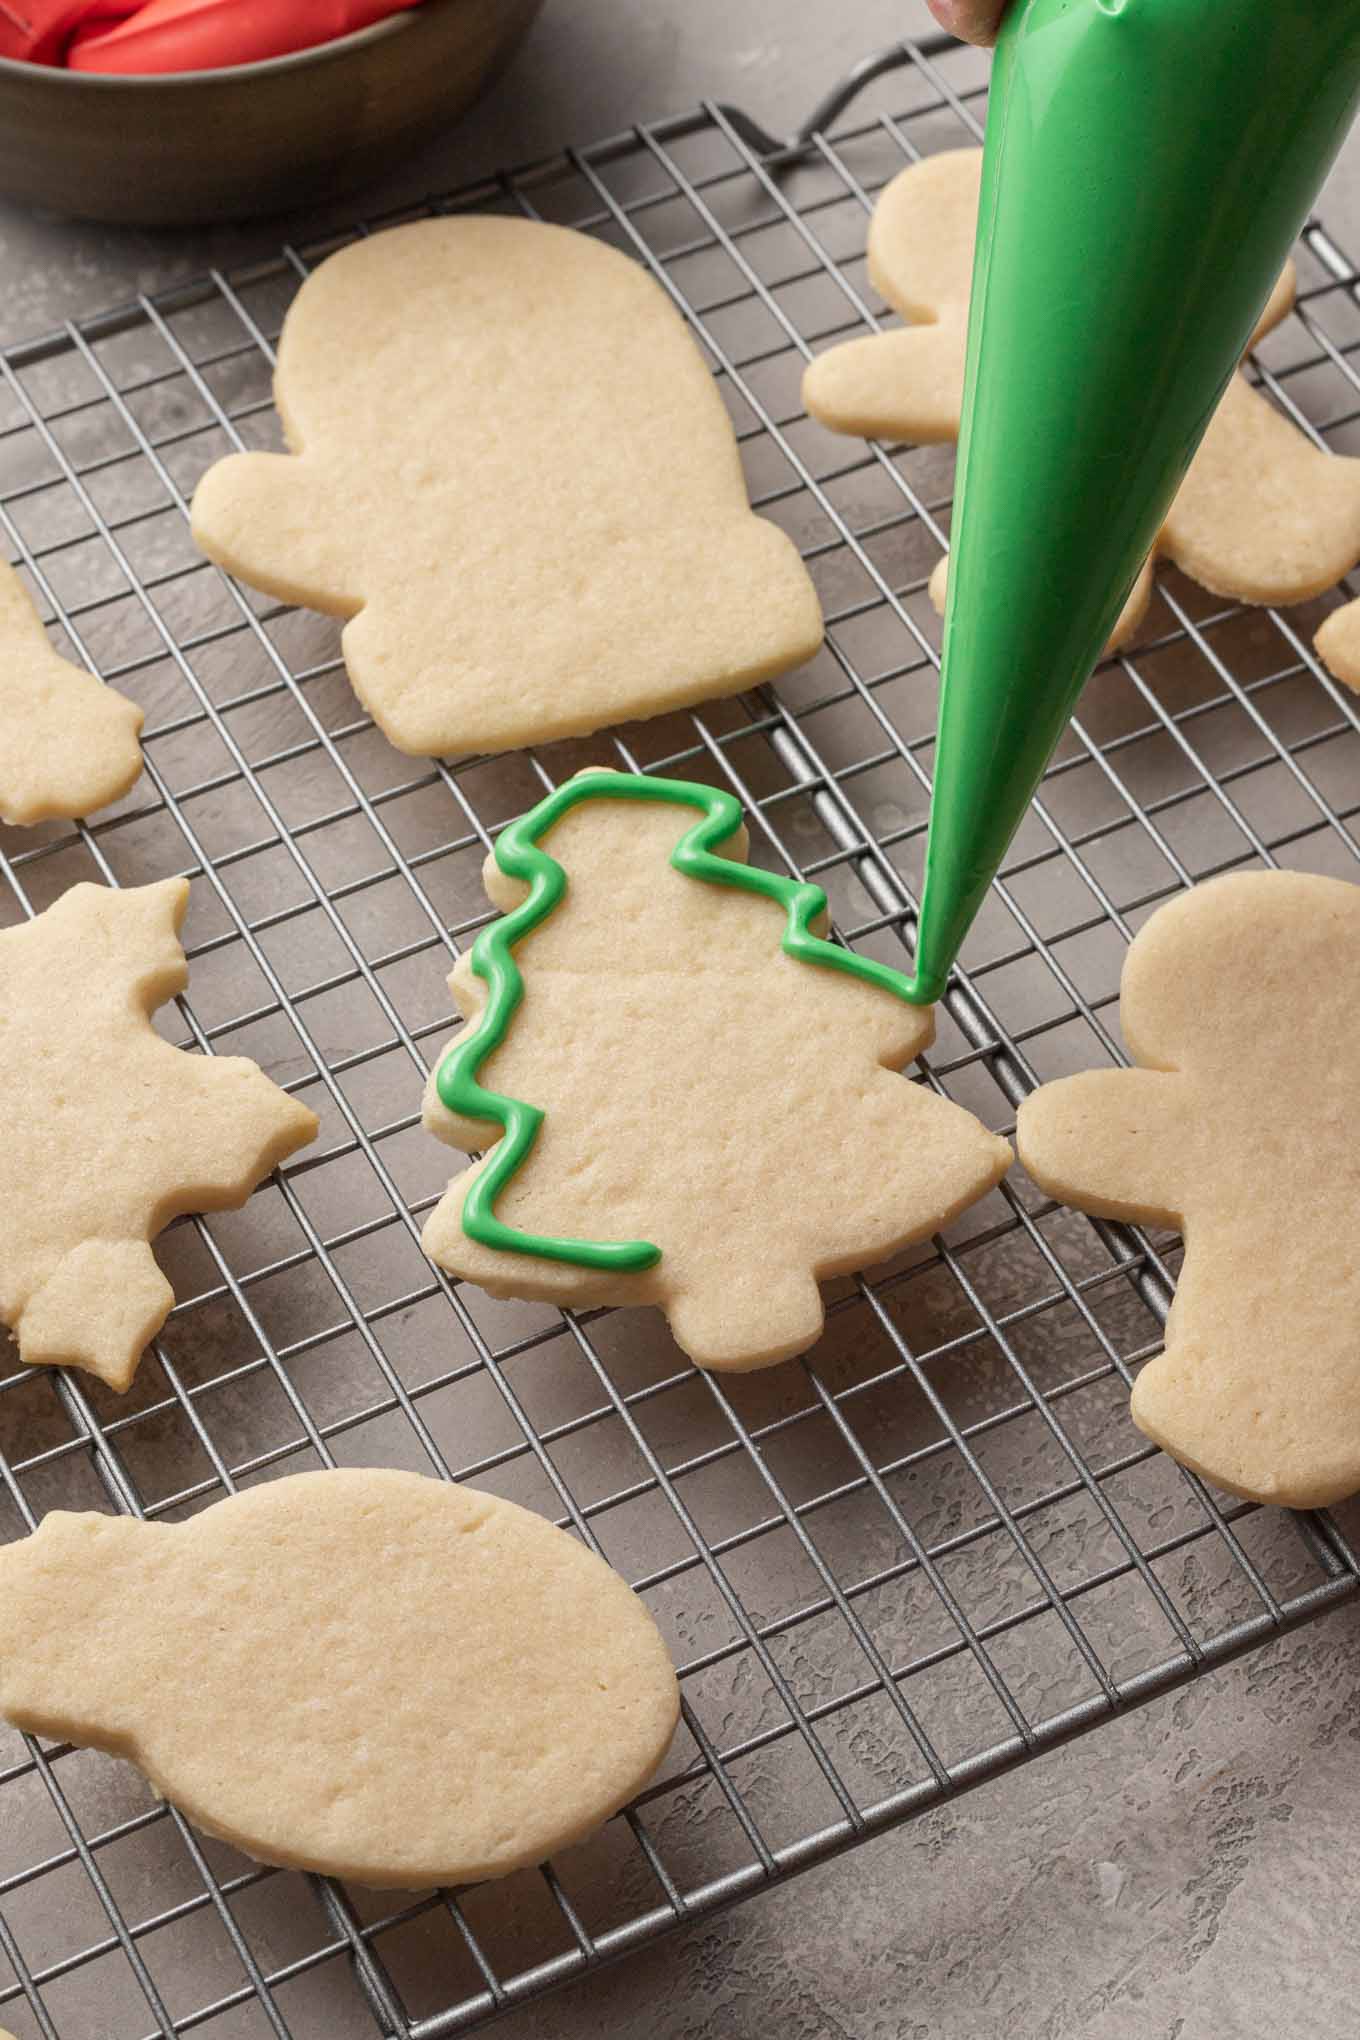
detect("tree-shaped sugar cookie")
[1018,870,1360,1509]
[0,878,318,1391]
[191,218,823,759]
[0,561,143,825]
[803,149,1360,681]
[421,768,1011,1369]
[0,1468,679,1887]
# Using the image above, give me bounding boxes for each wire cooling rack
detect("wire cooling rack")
[2,28,1360,2040]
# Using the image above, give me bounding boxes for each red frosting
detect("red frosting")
[0,0,419,71]
[0,2,131,65]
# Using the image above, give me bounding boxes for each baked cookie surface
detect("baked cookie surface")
[0,560,142,825]
[0,878,317,1392]
[192,217,823,758]
[0,1469,680,1888]
[802,149,1360,678]
[422,769,1011,1369]
[1019,870,1360,1508]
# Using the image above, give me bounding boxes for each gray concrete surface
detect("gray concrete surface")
[3,6,1360,2040]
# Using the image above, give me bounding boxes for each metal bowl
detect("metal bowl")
[0,0,545,227]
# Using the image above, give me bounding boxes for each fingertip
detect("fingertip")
[927,0,1006,45]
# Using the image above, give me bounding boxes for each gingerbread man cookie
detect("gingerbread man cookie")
[191,218,823,758]
[421,769,1011,1370]
[0,878,317,1391]
[1018,870,1360,1508]
[0,560,143,825]
[0,1469,679,1888]
[804,150,1360,679]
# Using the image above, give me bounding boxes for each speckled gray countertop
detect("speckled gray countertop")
[3,5,1360,2037]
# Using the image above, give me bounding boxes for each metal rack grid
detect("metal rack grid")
[1,29,1359,2039]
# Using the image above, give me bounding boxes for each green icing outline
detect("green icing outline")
[434,768,920,1272]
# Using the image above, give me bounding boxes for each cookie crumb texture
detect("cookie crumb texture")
[422,787,1012,1369]
[191,216,823,758]
[1018,870,1360,1508]
[0,560,143,826]
[0,877,318,1392]
[0,1470,680,1889]
[802,148,1360,682]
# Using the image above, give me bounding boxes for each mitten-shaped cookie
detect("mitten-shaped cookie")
[0,878,318,1391]
[422,768,1011,1369]
[0,561,142,824]
[803,148,1360,679]
[191,218,823,758]
[1018,870,1360,1508]
[0,1470,679,1888]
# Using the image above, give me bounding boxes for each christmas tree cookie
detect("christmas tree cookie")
[0,1469,679,1888]
[421,769,1011,1369]
[0,878,317,1391]
[803,149,1360,681]
[0,560,142,825]
[1018,870,1360,1509]
[191,217,823,758]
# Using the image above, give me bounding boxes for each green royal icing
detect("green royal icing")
[435,767,919,1272]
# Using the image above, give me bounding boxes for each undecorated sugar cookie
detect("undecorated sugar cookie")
[1017,870,1360,1508]
[1312,590,1360,688]
[0,1469,680,1888]
[803,149,982,447]
[421,768,1011,1369]
[0,560,142,825]
[191,218,823,758]
[0,878,317,1391]
[803,149,1360,678]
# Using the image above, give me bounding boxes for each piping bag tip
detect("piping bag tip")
[911,0,1360,991]
[901,970,946,1007]
[902,865,985,1004]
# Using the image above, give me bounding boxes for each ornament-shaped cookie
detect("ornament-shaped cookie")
[0,561,143,825]
[803,150,1360,678]
[0,1469,679,1888]
[191,218,823,759]
[421,769,1011,1369]
[1018,870,1360,1508]
[0,878,317,1391]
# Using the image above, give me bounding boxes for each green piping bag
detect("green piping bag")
[905,0,1360,1005]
